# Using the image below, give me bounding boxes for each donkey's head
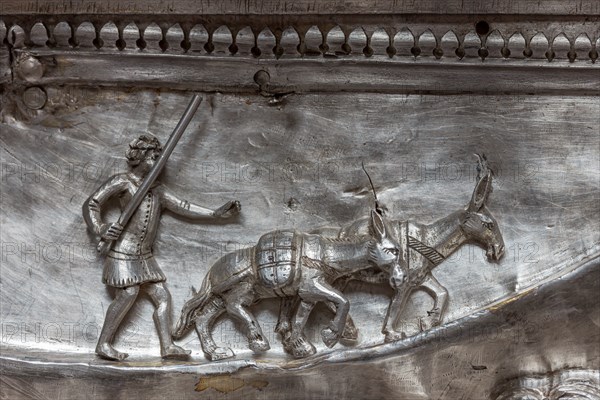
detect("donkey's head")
[460,154,505,262]
[368,210,407,287]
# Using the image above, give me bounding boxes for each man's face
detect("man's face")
[136,148,161,174]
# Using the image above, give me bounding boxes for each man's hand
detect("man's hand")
[101,222,124,241]
[213,200,241,218]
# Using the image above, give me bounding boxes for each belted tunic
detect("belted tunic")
[84,173,213,288]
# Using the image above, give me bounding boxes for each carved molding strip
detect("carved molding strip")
[1,18,598,94]
[2,18,598,63]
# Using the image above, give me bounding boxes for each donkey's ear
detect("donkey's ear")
[370,210,387,239]
[469,154,493,211]
[469,174,492,211]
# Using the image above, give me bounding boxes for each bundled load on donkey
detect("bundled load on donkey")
[173,155,504,361]
[254,230,300,294]
[173,210,405,360]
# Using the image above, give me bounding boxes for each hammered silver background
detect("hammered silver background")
[1,2,599,398]
[1,88,598,354]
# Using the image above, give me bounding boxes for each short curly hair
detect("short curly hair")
[126,135,162,166]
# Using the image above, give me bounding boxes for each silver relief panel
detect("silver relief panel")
[1,9,599,399]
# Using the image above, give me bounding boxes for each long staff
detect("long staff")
[97,94,203,255]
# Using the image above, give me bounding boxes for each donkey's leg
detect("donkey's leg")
[221,283,270,353]
[281,297,358,342]
[300,275,350,349]
[193,296,234,361]
[382,287,412,342]
[323,301,358,343]
[285,300,317,358]
[418,274,449,331]
[274,296,298,340]
[329,270,386,343]
[332,275,359,342]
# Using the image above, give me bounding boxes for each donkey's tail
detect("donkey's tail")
[173,276,212,339]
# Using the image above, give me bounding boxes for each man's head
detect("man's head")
[126,135,162,173]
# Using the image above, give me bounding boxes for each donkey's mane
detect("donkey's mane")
[321,235,368,244]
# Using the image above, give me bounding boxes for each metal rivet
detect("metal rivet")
[22,86,47,110]
[16,55,44,82]
[254,69,271,88]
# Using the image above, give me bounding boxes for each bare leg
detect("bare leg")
[418,274,449,331]
[145,282,190,359]
[96,285,140,361]
[221,283,269,352]
[382,287,412,342]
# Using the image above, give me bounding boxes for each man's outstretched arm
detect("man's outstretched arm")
[160,187,241,219]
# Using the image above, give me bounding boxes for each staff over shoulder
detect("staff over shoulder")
[82,96,241,361]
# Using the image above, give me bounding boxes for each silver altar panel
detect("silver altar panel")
[1,2,599,397]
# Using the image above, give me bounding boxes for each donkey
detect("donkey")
[173,210,405,360]
[276,155,505,343]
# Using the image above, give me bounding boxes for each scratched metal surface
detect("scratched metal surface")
[1,86,599,398]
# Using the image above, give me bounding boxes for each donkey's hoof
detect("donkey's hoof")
[285,337,316,359]
[384,331,406,343]
[418,316,441,332]
[207,347,235,361]
[249,337,270,352]
[341,324,359,343]
[321,327,340,348]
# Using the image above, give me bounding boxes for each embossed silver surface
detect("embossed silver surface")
[1,2,599,399]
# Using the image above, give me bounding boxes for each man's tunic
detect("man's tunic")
[85,173,193,288]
